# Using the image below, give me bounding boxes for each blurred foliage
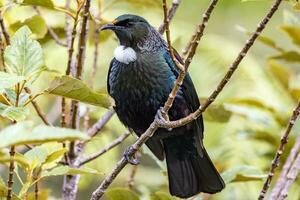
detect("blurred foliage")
[0,0,300,200]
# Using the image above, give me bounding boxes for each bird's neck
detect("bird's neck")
[136,28,166,53]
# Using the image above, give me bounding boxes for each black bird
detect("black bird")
[101,14,225,198]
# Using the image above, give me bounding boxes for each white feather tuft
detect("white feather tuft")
[114,45,137,64]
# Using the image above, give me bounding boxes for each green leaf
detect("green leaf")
[4,26,45,82]
[257,35,284,52]
[280,25,300,47]
[204,103,232,122]
[105,188,139,200]
[267,60,291,88]
[46,76,113,108]
[41,166,101,177]
[27,190,49,200]
[24,145,48,170]
[42,148,67,168]
[0,152,30,169]
[271,51,300,63]
[0,103,28,121]
[21,0,54,8]
[221,166,267,184]
[9,15,47,39]
[150,191,175,200]
[0,121,89,148]
[0,72,25,91]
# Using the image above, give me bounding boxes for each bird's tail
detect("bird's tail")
[163,139,225,198]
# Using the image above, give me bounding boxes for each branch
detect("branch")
[24,87,51,126]
[79,131,130,166]
[258,100,300,200]
[158,0,181,35]
[0,33,6,72]
[86,109,115,138]
[0,10,10,45]
[270,132,300,199]
[33,7,68,47]
[277,152,300,199]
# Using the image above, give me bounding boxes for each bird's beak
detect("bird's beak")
[100,23,124,31]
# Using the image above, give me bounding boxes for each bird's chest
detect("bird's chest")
[108,56,175,130]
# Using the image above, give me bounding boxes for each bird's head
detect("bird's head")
[101,14,151,47]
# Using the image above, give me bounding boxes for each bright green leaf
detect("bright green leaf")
[4,26,46,82]
[271,51,300,63]
[46,76,113,108]
[150,191,175,200]
[9,15,48,39]
[0,72,25,91]
[105,188,139,200]
[22,0,54,8]
[221,166,267,184]
[0,103,28,121]
[41,166,101,177]
[0,152,30,169]
[24,145,48,170]
[204,103,232,122]
[0,121,89,148]
[280,25,300,47]
[267,60,291,88]
[42,148,67,168]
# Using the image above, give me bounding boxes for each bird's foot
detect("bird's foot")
[155,107,172,131]
[123,146,140,165]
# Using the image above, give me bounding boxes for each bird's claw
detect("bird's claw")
[155,107,172,131]
[123,146,140,165]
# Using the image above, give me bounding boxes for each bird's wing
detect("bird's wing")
[163,50,204,155]
[107,58,116,95]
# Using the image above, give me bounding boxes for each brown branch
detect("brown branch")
[277,152,300,199]
[7,146,15,200]
[63,1,91,199]
[24,87,51,126]
[127,152,141,189]
[33,7,67,47]
[79,131,130,166]
[87,109,115,138]
[0,33,6,72]
[158,0,181,35]
[90,0,283,199]
[258,100,300,200]
[270,132,300,199]
[0,10,10,45]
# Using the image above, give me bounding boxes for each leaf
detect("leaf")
[280,25,300,47]
[150,191,175,200]
[0,152,30,169]
[0,72,25,91]
[9,15,48,39]
[41,166,101,177]
[204,103,232,122]
[42,148,67,168]
[105,188,139,200]
[0,103,28,121]
[0,94,10,105]
[24,145,48,170]
[221,166,267,184]
[27,190,49,200]
[267,60,291,88]
[0,177,21,200]
[21,0,54,8]
[0,121,89,148]
[46,76,113,108]
[257,35,284,52]
[4,26,45,82]
[271,51,300,63]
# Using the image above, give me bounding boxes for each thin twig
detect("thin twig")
[80,131,130,166]
[33,7,67,47]
[24,87,51,126]
[86,109,115,138]
[258,100,300,200]
[158,0,181,34]
[7,146,15,200]
[0,10,10,45]
[90,0,282,199]
[127,152,141,189]
[277,152,300,200]
[0,33,6,72]
[270,133,300,199]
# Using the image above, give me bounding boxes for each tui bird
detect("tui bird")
[101,14,225,198]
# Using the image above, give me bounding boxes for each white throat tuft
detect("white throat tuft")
[114,45,137,64]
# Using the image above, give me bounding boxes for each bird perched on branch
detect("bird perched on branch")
[101,14,225,198]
